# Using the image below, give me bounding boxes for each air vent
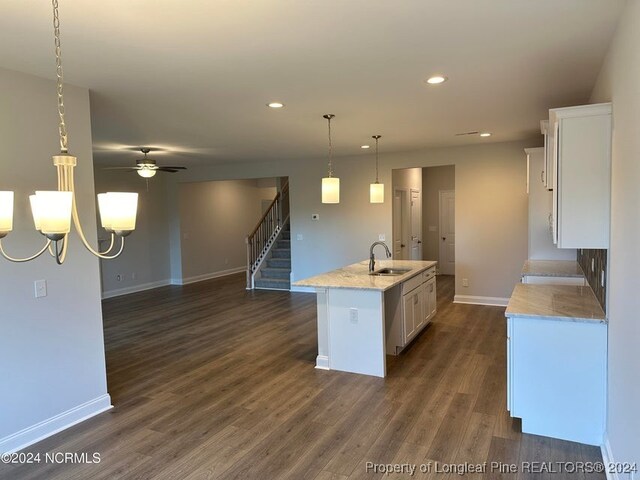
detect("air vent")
[454,131,480,136]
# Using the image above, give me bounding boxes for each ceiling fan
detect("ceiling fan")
[104,148,187,178]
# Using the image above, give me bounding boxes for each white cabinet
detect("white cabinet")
[539,120,554,190]
[387,266,437,355]
[506,315,606,446]
[547,103,611,248]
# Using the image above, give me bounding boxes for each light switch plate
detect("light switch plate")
[296,234,304,241]
[349,308,358,324]
[34,279,47,298]
[378,234,386,241]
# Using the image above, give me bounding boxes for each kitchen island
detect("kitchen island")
[294,259,437,377]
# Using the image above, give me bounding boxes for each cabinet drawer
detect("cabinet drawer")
[422,267,436,282]
[402,273,423,294]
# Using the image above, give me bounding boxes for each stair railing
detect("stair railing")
[246,181,289,289]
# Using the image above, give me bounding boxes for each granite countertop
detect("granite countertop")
[521,260,585,278]
[293,260,437,292]
[505,283,606,323]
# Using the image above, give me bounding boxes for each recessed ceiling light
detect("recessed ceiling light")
[426,75,447,85]
[480,132,492,137]
[267,102,284,108]
[361,145,370,149]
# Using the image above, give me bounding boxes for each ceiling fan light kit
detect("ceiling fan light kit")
[0,0,138,265]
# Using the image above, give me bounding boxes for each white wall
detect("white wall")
[0,68,111,453]
[178,179,275,283]
[168,140,531,300]
[94,171,171,297]
[590,0,640,466]
[421,165,455,263]
[526,149,576,260]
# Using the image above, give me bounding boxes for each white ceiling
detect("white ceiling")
[0,0,625,166]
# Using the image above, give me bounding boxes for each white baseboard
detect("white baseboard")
[453,295,509,307]
[315,355,330,370]
[290,285,316,293]
[601,432,621,480]
[101,279,171,299]
[174,266,246,286]
[0,394,112,454]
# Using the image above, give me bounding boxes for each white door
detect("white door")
[393,189,408,259]
[438,190,455,275]
[410,189,422,260]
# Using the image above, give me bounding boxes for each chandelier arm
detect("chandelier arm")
[0,239,52,263]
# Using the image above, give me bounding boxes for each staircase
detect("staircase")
[255,223,291,290]
[246,180,290,290]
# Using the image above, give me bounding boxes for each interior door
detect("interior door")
[410,189,422,260]
[393,189,407,259]
[439,190,455,275]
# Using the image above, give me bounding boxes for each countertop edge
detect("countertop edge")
[505,312,607,324]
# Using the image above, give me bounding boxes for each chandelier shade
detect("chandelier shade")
[30,191,73,236]
[0,191,14,235]
[98,193,138,233]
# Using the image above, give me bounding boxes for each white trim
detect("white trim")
[315,355,330,370]
[0,394,112,454]
[101,279,171,299]
[290,285,316,293]
[175,266,245,286]
[453,295,509,307]
[601,433,620,480]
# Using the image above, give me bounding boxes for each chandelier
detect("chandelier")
[0,0,138,265]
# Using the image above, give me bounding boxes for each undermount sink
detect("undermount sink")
[369,268,412,276]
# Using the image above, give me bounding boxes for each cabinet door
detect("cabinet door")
[402,290,417,342]
[427,278,437,319]
[413,287,425,332]
[551,121,559,244]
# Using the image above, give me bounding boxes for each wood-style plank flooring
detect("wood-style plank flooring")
[0,274,604,479]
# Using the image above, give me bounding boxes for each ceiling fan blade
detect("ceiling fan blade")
[159,166,187,170]
[157,168,180,173]
[102,166,140,170]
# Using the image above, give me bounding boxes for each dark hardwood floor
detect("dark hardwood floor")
[0,274,604,479]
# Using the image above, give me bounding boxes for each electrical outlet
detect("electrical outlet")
[349,308,358,324]
[34,280,47,298]
[462,278,469,287]
[131,272,137,280]
[311,214,319,221]
[224,258,229,265]
[378,233,386,241]
[296,234,303,241]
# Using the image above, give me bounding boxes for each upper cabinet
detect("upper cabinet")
[548,103,611,249]
[540,120,554,191]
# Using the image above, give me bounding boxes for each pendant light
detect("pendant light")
[0,0,138,265]
[369,135,384,203]
[321,114,339,204]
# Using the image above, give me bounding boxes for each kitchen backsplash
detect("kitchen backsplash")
[577,249,607,311]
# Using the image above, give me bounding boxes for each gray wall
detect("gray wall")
[168,139,531,300]
[178,179,276,282]
[95,171,171,297]
[590,0,640,465]
[0,68,110,452]
[421,165,455,263]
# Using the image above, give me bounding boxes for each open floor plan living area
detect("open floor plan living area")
[0,1,638,479]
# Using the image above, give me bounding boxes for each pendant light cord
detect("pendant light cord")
[52,0,68,153]
[327,116,333,177]
[373,135,381,183]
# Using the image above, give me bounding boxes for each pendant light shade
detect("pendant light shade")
[0,191,14,235]
[369,135,384,203]
[322,177,340,204]
[321,114,340,204]
[370,182,384,204]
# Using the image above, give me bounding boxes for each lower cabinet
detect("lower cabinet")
[506,315,606,446]
[386,266,437,355]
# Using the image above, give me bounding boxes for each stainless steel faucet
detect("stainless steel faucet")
[369,241,392,272]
